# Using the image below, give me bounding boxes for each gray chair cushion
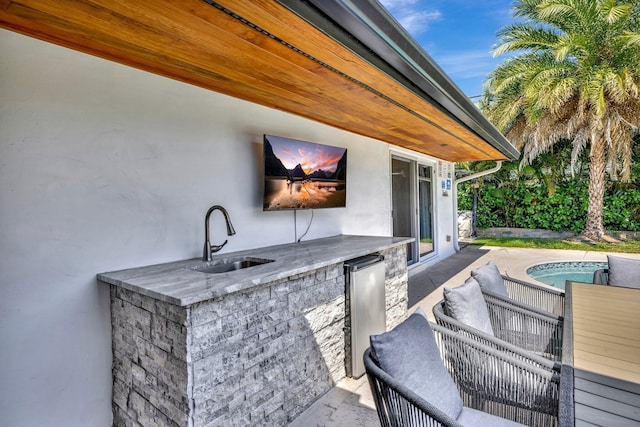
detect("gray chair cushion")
[607,255,640,288]
[471,261,509,297]
[369,310,463,420]
[456,407,526,426]
[443,277,495,336]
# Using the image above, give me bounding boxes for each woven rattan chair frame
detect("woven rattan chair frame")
[499,275,565,316]
[364,322,560,427]
[433,296,563,362]
[592,269,608,285]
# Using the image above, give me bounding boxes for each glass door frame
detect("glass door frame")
[390,152,438,265]
[418,163,435,258]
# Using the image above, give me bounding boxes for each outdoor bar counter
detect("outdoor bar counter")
[98,235,412,426]
[98,234,411,306]
[561,281,640,426]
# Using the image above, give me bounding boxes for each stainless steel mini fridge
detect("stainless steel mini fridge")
[344,254,386,378]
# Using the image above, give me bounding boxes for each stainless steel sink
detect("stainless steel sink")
[192,257,274,274]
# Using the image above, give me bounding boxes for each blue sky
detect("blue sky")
[380,0,516,98]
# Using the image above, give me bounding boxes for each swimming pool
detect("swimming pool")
[526,261,608,289]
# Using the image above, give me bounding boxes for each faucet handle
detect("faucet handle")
[210,240,228,253]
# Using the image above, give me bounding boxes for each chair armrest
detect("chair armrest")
[558,365,575,427]
[482,289,561,319]
[364,348,463,427]
[433,301,560,371]
[432,323,560,423]
[484,294,564,361]
[503,275,565,316]
[592,269,609,285]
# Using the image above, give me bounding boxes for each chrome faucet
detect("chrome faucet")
[203,205,236,261]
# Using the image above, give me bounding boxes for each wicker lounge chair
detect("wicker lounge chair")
[471,261,565,316]
[433,279,563,361]
[365,310,560,427]
[592,255,640,288]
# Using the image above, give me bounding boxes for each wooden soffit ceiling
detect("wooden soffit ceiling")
[0,0,513,161]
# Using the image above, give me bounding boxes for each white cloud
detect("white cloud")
[379,0,442,34]
[430,49,504,96]
[380,0,421,9]
[434,49,497,79]
[397,10,442,33]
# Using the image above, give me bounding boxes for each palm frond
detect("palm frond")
[483,0,640,190]
[581,71,608,115]
[621,30,640,47]
[603,70,626,103]
[493,24,560,56]
[513,0,546,18]
[548,77,578,112]
[600,0,632,25]
[536,0,598,32]
[553,31,590,61]
[536,2,575,21]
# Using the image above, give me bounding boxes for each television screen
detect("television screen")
[263,134,347,210]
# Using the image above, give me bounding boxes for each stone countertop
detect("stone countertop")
[98,235,412,306]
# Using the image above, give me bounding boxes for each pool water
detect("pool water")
[526,261,608,290]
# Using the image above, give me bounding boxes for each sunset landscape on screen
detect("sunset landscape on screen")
[263,135,347,210]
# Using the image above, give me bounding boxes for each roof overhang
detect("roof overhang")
[0,0,519,161]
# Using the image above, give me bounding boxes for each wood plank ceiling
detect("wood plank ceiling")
[0,0,512,161]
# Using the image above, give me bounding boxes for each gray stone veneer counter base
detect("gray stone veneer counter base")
[98,235,412,306]
[102,235,411,426]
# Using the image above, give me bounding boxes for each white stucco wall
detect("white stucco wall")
[0,29,455,426]
[435,162,458,261]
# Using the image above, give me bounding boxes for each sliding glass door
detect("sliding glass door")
[391,157,414,262]
[391,156,435,264]
[418,165,434,257]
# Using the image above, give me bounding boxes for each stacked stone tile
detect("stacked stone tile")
[110,246,407,426]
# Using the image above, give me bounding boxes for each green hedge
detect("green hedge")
[458,146,640,234]
[458,171,640,233]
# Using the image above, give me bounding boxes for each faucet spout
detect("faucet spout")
[203,205,236,261]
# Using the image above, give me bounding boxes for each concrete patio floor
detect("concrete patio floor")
[288,245,640,427]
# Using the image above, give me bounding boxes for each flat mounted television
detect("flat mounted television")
[263,134,347,210]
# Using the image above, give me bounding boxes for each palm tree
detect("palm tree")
[482,0,640,240]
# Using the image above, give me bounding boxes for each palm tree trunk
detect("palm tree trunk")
[584,138,606,240]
